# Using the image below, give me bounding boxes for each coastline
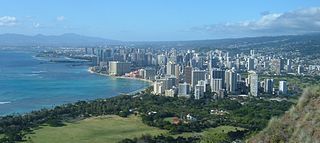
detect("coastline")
[88,67,153,95]
[0,51,153,116]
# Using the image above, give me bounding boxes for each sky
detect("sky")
[0,0,320,41]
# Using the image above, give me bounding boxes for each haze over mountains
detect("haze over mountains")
[0,33,320,48]
[0,33,120,47]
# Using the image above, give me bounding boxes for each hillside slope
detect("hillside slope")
[248,86,320,143]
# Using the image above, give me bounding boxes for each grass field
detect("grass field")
[171,125,245,141]
[200,126,245,143]
[23,115,244,143]
[163,117,175,124]
[202,126,245,136]
[23,115,167,143]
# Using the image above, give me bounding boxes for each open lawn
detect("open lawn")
[172,126,245,140]
[23,115,167,143]
[22,115,244,143]
[203,126,244,134]
[200,126,246,143]
[163,117,176,124]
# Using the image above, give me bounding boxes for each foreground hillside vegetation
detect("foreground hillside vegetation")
[24,115,246,143]
[248,86,320,143]
[0,87,294,143]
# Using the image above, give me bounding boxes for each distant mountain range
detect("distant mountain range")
[0,33,121,47]
[1,33,320,48]
[129,33,320,50]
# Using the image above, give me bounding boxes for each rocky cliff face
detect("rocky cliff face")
[248,86,320,143]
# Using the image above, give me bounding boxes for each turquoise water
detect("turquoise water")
[0,50,150,115]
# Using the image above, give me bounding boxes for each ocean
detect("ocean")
[0,50,150,116]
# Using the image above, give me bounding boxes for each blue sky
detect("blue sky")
[0,0,320,41]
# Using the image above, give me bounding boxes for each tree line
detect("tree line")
[0,90,293,142]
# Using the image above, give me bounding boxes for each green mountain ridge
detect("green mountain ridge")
[248,86,320,143]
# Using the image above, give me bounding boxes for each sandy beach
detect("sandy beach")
[88,67,153,95]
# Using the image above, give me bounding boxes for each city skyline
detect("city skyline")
[0,0,320,41]
[1,1,320,142]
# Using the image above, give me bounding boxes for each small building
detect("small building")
[165,89,175,97]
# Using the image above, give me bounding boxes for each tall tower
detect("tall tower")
[183,66,192,84]
[279,81,288,95]
[249,71,259,96]
[287,59,292,73]
[210,69,225,89]
[250,49,255,57]
[166,62,176,76]
[264,79,274,94]
[191,69,207,88]
[247,58,255,71]
[229,70,237,94]
[211,78,223,93]
[178,82,190,98]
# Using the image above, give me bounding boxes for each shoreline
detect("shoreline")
[0,67,152,117]
[88,67,153,95]
[0,52,152,116]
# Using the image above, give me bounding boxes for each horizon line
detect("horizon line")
[0,32,319,43]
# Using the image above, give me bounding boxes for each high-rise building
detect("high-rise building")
[109,61,131,76]
[178,82,190,98]
[166,62,176,76]
[174,64,180,80]
[279,58,285,70]
[92,48,95,55]
[153,81,164,95]
[138,53,148,66]
[264,79,274,94]
[250,49,255,57]
[211,78,223,93]
[194,84,205,100]
[157,54,167,65]
[165,76,178,90]
[249,71,259,96]
[279,81,288,95]
[176,55,184,64]
[191,69,207,87]
[104,49,113,58]
[144,68,156,80]
[85,48,88,54]
[264,61,270,69]
[197,80,207,92]
[225,70,237,94]
[298,65,303,75]
[139,69,145,78]
[210,69,225,89]
[236,58,241,70]
[146,53,153,65]
[225,71,230,91]
[92,56,98,66]
[98,49,103,62]
[237,73,242,82]
[209,56,220,71]
[287,59,292,73]
[247,58,255,71]
[183,66,192,84]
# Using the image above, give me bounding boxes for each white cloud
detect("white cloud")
[56,16,65,21]
[0,16,17,26]
[192,7,320,37]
